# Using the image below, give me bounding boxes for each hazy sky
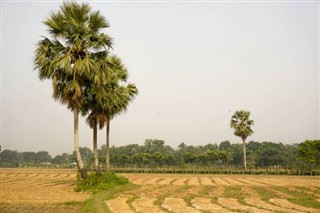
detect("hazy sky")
[1,1,319,156]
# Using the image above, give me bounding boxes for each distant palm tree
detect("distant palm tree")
[230,110,254,171]
[34,2,112,179]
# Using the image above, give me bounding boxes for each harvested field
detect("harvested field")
[0,168,90,213]
[108,173,320,213]
[1,169,320,212]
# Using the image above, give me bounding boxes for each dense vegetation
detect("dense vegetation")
[75,172,129,193]
[1,140,319,174]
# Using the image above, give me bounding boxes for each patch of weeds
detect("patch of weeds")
[274,186,320,209]
[154,185,189,208]
[253,186,278,200]
[290,186,320,198]
[193,185,212,199]
[223,186,244,199]
[184,186,209,207]
[75,172,129,193]
[288,197,320,209]
[126,195,139,211]
[81,183,139,213]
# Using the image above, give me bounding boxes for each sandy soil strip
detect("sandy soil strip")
[186,177,200,186]
[218,198,273,213]
[162,197,202,213]
[191,197,233,213]
[144,178,160,185]
[244,198,302,213]
[132,197,166,213]
[269,198,320,213]
[131,178,148,185]
[0,177,29,184]
[223,177,246,185]
[157,178,175,185]
[199,177,215,185]
[306,180,320,187]
[265,178,320,187]
[258,178,288,186]
[172,177,188,185]
[317,199,320,203]
[243,178,274,186]
[212,177,230,186]
[234,178,266,186]
[106,197,134,213]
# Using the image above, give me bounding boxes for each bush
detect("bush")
[75,172,129,193]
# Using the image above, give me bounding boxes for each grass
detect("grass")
[273,186,320,209]
[223,186,244,199]
[75,172,129,193]
[253,186,278,200]
[81,183,139,213]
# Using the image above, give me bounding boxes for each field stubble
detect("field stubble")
[1,168,320,213]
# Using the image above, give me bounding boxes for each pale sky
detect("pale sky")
[1,1,319,156]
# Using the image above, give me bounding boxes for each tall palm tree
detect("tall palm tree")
[104,83,138,172]
[102,56,138,172]
[34,2,112,179]
[84,112,106,176]
[230,110,254,171]
[82,70,107,176]
[83,55,138,173]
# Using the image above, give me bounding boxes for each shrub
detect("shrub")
[75,172,129,193]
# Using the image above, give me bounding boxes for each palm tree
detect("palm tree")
[102,56,138,172]
[83,55,138,173]
[82,71,107,176]
[104,83,138,172]
[230,110,254,171]
[84,112,105,175]
[34,2,112,179]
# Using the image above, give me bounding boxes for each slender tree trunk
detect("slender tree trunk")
[242,138,247,171]
[106,119,110,173]
[74,108,88,179]
[93,124,101,176]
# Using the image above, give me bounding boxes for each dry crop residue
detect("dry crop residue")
[0,168,90,213]
[107,174,320,213]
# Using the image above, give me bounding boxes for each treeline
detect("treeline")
[1,140,319,172]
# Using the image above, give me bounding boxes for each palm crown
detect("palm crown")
[34,2,112,110]
[230,110,254,141]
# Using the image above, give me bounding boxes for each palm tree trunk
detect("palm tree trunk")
[74,108,88,179]
[106,119,110,173]
[242,138,247,171]
[93,124,101,176]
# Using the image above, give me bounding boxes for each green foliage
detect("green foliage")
[230,110,254,141]
[297,140,320,166]
[0,150,20,167]
[75,172,129,193]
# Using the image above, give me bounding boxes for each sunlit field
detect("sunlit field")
[1,168,320,212]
